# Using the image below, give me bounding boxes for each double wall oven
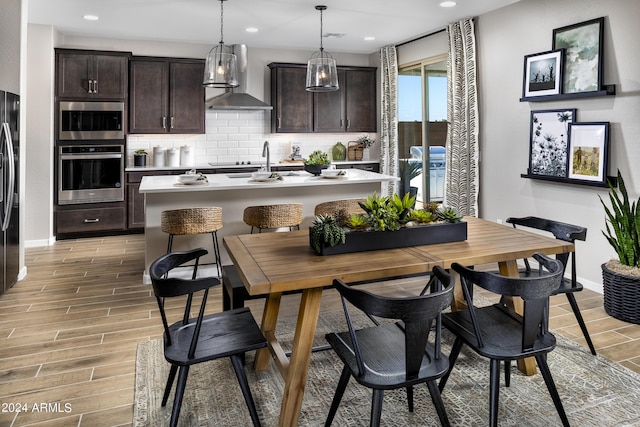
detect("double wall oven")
[57,101,125,205]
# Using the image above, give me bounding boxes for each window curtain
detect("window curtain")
[445,18,479,216]
[379,46,398,197]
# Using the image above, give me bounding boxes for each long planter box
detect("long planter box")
[311,221,467,256]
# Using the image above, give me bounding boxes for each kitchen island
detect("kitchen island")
[139,169,397,282]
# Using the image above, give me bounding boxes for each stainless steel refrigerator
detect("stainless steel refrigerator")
[0,90,19,295]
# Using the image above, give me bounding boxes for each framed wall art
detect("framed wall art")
[528,109,576,178]
[553,17,604,94]
[567,122,609,184]
[522,49,563,98]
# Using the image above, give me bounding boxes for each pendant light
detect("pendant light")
[203,0,239,88]
[305,5,339,92]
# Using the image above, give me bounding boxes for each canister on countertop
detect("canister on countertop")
[153,146,166,167]
[166,147,180,167]
[180,145,195,167]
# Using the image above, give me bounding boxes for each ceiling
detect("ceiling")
[28,0,520,55]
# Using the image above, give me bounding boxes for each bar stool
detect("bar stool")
[242,203,303,233]
[160,207,223,277]
[222,203,303,312]
[314,198,365,217]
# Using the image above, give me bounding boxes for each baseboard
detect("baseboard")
[25,237,56,248]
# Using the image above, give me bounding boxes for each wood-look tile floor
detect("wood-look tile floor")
[0,234,639,426]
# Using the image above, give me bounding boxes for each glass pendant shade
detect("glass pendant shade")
[203,42,239,88]
[306,49,339,92]
[306,5,339,92]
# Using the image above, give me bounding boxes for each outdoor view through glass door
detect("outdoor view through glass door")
[398,57,447,207]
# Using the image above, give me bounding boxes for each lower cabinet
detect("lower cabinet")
[336,162,380,173]
[56,205,126,235]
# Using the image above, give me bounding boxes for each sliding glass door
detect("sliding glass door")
[398,56,447,206]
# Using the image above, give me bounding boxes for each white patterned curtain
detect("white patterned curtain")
[445,18,479,216]
[379,46,399,197]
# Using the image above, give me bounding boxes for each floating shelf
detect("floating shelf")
[521,173,616,188]
[520,85,616,102]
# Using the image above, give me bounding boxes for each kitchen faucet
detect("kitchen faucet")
[262,140,270,172]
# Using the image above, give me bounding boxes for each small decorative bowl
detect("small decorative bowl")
[321,169,343,177]
[304,164,329,176]
[178,174,200,183]
[251,171,273,180]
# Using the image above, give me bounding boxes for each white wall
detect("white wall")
[476,0,640,291]
[24,24,56,246]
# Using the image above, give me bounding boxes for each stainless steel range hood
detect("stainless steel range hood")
[205,44,273,110]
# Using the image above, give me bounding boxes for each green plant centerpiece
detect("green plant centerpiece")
[309,192,466,255]
[304,150,331,175]
[599,170,640,324]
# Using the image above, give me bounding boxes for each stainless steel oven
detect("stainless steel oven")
[58,145,124,204]
[59,101,124,141]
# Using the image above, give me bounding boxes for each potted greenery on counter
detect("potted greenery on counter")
[310,192,465,255]
[599,170,640,324]
[304,150,331,175]
[133,149,148,166]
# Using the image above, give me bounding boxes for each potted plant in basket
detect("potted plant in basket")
[304,150,331,175]
[599,169,640,324]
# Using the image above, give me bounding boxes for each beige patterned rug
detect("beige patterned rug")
[134,310,640,426]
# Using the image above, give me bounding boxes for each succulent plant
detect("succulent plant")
[310,215,346,254]
[437,206,463,223]
[345,214,369,230]
[408,209,434,224]
[304,150,331,165]
[389,193,416,223]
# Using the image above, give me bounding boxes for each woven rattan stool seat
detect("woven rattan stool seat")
[314,199,365,217]
[243,203,303,233]
[161,207,223,235]
[160,207,224,278]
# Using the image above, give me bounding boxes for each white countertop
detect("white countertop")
[139,168,397,193]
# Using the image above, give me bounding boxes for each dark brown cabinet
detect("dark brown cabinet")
[56,205,126,235]
[56,49,129,100]
[129,58,205,134]
[269,65,313,132]
[269,63,377,134]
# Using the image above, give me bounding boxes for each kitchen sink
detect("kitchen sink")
[226,173,252,178]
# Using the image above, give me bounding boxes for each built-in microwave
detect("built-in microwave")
[59,101,125,141]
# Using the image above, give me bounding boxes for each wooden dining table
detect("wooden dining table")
[223,216,574,427]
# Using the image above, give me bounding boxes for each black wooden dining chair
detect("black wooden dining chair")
[150,248,267,427]
[324,266,454,427]
[505,216,596,355]
[439,253,570,427]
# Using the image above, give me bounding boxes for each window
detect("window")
[398,56,448,206]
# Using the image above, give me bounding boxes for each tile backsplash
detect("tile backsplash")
[126,110,378,167]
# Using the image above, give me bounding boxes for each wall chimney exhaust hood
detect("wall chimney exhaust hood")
[206,44,273,110]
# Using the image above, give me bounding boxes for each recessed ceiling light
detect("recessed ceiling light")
[439,1,456,7]
[364,36,375,41]
[83,14,99,21]
[245,27,258,33]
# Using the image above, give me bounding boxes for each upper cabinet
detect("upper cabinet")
[129,57,205,134]
[56,49,130,100]
[269,63,377,134]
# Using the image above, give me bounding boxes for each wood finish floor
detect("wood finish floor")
[0,234,639,426]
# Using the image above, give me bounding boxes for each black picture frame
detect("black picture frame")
[528,109,576,178]
[522,49,563,98]
[553,17,604,94]
[567,122,610,185]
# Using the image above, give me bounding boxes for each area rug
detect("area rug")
[134,310,640,426]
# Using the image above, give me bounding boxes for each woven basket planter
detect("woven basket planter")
[602,262,640,324]
[348,142,363,161]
